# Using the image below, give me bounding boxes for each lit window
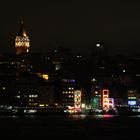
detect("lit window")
[128,101,136,106]
[39,104,45,107]
[29,95,38,98]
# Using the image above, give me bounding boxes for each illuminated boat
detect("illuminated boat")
[0,105,17,115]
[116,105,140,116]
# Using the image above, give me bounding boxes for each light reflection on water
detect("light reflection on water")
[1,114,140,122]
[0,114,139,137]
[0,114,116,120]
[68,114,115,120]
[69,114,87,120]
[129,115,140,118]
[0,114,38,120]
[94,114,116,119]
[0,115,19,118]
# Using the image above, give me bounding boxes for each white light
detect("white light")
[128,101,136,106]
[96,44,100,47]
[123,69,126,73]
[136,74,140,77]
[29,95,38,98]
[54,49,57,53]
[92,78,96,82]
[95,91,98,94]
[81,103,85,108]
[16,95,20,98]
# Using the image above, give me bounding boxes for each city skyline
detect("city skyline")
[1,1,140,55]
[0,1,140,138]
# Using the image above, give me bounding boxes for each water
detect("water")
[0,114,140,139]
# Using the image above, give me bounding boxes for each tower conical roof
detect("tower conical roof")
[18,20,27,37]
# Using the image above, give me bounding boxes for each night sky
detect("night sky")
[1,0,140,55]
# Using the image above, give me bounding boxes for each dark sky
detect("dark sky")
[1,0,140,55]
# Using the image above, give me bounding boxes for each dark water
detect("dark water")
[0,114,140,139]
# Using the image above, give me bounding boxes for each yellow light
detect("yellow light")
[23,31,27,37]
[42,74,49,80]
[37,73,49,80]
[102,89,110,110]
[39,104,45,107]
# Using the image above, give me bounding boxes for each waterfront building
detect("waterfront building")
[61,79,76,113]
[12,73,55,107]
[74,90,82,112]
[101,89,114,110]
[90,90,102,111]
[90,79,102,111]
[127,89,139,106]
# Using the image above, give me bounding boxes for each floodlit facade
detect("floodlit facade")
[128,89,138,106]
[15,21,30,55]
[102,89,109,110]
[102,89,114,110]
[74,90,81,112]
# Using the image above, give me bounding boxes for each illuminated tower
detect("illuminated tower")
[15,20,30,55]
[102,89,109,110]
[102,89,114,111]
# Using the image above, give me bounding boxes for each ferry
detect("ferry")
[116,105,140,116]
[88,108,118,115]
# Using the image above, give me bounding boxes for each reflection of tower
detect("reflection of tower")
[15,20,30,55]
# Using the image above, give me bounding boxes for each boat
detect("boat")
[0,105,17,115]
[116,105,140,116]
[87,108,118,116]
[88,109,104,115]
[0,105,69,116]
[106,108,118,115]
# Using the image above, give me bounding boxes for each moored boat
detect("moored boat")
[116,105,140,116]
